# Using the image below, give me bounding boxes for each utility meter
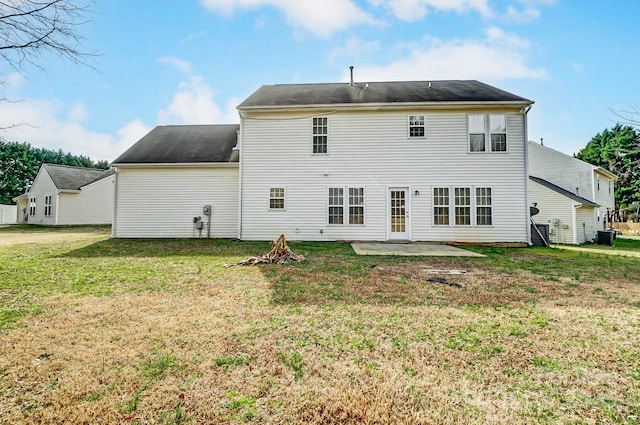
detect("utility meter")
[203,205,212,215]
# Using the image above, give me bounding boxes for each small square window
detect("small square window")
[408,115,425,138]
[269,187,285,209]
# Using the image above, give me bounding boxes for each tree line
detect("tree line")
[575,124,640,221]
[0,141,108,204]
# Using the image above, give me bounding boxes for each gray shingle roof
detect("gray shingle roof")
[44,164,114,191]
[529,176,599,207]
[112,125,240,164]
[238,80,532,109]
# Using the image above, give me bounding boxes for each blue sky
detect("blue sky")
[1,0,639,162]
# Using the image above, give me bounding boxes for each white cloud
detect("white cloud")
[200,0,379,37]
[328,36,381,65]
[370,0,491,22]
[157,65,239,125]
[158,56,193,75]
[0,97,151,162]
[347,27,546,83]
[504,0,555,23]
[68,103,88,122]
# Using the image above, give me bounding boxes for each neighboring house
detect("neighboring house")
[528,141,616,244]
[112,79,535,243]
[111,125,239,238]
[14,164,114,225]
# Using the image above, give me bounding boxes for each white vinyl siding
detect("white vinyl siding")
[241,109,528,243]
[56,175,114,225]
[113,166,238,238]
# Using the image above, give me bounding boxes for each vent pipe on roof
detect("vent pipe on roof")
[349,65,354,86]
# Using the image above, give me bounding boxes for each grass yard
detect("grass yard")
[1,226,640,424]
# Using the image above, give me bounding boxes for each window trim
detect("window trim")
[44,195,52,217]
[268,187,286,210]
[29,197,37,216]
[407,114,426,139]
[468,114,508,153]
[475,187,493,226]
[311,116,328,155]
[327,186,365,226]
[432,187,450,226]
[431,186,494,227]
[489,114,507,152]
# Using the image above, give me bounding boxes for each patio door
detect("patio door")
[388,187,410,240]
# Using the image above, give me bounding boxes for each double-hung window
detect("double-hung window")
[433,187,493,226]
[469,114,507,152]
[454,188,471,225]
[269,187,285,210]
[328,186,365,225]
[468,115,486,152]
[475,187,492,225]
[408,115,425,138]
[312,117,328,154]
[489,115,507,152]
[29,197,36,216]
[44,195,52,217]
[433,187,450,225]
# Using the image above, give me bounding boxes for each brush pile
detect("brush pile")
[224,234,304,267]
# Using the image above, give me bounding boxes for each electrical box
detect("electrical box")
[195,220,204,229]
[203,205,212,215]
[551,218,560,226]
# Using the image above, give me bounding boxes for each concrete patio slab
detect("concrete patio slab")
[351,242,485,257]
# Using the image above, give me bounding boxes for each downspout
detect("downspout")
[237,113,243,240]
[55,191,60,225]
[522,104,533,245]
[112,168,118,238]
[572,202,581,244]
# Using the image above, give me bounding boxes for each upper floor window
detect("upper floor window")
[469,114,507,152]
[312,117,328,154]
[408,115,425,138]
[44,195,52,217]
[269,187,285,210]
[489,115,507,152]
[29,197,36,216]
[468,115,486,152]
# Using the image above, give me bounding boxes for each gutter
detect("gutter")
[238,100,535,113]
[522,104,533,246]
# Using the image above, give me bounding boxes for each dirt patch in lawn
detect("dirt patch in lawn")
[0,226,110,246]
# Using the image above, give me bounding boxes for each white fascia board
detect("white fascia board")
[111,162,239,168]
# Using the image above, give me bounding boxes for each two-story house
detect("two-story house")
[528,141,616,244]
[112,78,534,244]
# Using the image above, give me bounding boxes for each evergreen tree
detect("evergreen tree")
[576,124,640,213]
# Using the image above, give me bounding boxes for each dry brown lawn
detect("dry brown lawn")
[1,228,639,424]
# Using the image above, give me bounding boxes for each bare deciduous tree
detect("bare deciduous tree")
[0,0,93,71]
